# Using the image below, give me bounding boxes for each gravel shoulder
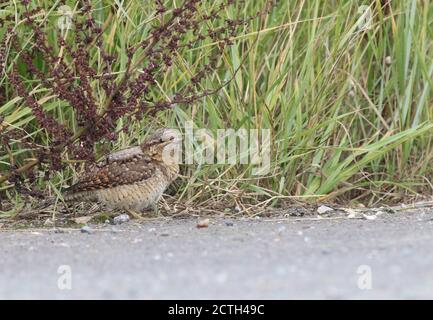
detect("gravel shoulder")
[1,209,433,299]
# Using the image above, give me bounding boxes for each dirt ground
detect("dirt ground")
[1,203,433,299]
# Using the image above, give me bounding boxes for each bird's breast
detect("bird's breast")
[95,168,172,211]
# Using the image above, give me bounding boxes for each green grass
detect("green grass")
[1,0,433,212]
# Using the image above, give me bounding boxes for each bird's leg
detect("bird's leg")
[151,203,159,215]
[134,203,160,219]
[126,209,144,220]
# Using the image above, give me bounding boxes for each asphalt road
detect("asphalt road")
[1,209,433,299]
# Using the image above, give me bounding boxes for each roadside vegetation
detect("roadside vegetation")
[1,0,432,217]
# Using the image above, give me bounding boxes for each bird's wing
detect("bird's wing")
[105,146,143,162]
[93,146,144,167]
[64,155,156,195]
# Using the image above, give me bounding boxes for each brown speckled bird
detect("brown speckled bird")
[63,128,181,218]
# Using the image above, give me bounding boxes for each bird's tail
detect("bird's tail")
[62,189,98,203]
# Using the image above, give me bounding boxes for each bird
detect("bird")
[63,128,181,218]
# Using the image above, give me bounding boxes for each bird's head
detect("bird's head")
[140,128,182,164]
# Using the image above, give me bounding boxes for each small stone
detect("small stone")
[113,214,130,225]
[197,218,210,228]
[54,228,65,234]
[289,207,306,217]
[317,205,333,215]
[80,225,93,234]
[362,213,377,220]
[224,221,234,227]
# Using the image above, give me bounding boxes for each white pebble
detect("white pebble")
[80,226,93,234]
[317,205,333,214]
[113,214,130,225]
[362,213,377,220]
